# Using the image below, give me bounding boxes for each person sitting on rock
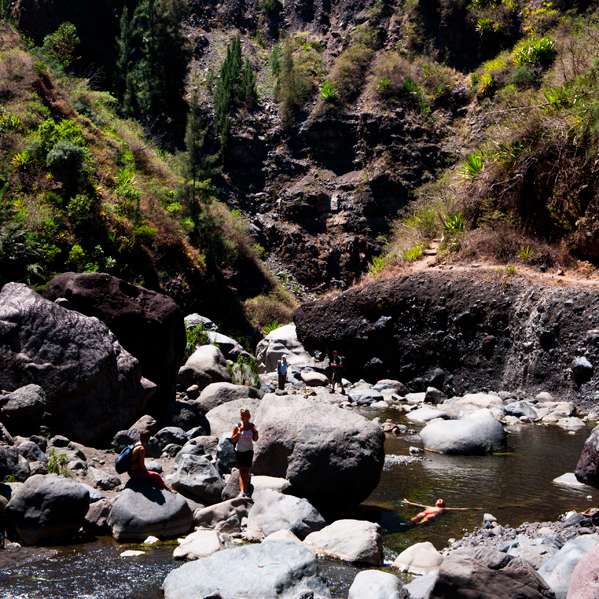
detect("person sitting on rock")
[128,429,176,493]
[402,498,479,524]
[276,355,288,391]
[231,408,259,499]
[330,350,345,394]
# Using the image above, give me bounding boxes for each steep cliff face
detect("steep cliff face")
[294,270,599,408]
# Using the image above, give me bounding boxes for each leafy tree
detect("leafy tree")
[42,23,80,68]
[115,6,138,116]
[275,43,309,130]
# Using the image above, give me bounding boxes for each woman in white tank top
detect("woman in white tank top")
[231,408,259,498]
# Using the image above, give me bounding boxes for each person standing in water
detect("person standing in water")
[231,408,259,498]
[402,498,481,523]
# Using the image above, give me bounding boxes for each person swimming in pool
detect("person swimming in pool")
[402,498,481,524]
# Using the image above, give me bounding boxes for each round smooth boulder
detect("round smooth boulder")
[197,383,260,413]
[178,345,230,390]
[303,519,383,565]
[348,570,408,599]
[255,323,314,374]
[252,394,384,520]
[247,489,326,540]
[4,474,90,544]
[565,538,599,599]
[420,416,507,455]
[107,478,192,541]
[301,371,329,387]
[205,398,261,439]
[392,541,443,575]
[162,540,331,599]
[171,454,224,504]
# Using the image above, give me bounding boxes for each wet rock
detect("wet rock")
[108,478,192,542]
[348,570,408,599]
[42,272,186,413]
[252,394,384,520]
[4,474,90,545]
[247,489,326,540]
[162,540,330,599]
[303,519,383,565]
[0,283,154,444]
[420,416,507,455]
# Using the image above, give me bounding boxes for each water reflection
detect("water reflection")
[366,417,599,555]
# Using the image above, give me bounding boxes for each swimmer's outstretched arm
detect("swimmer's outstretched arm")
[402,499,429,508]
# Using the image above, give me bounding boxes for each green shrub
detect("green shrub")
[512,37,556,67]
[369,254,388,276]
[48,448,71,477]
[42,22,80,68]
[185,323,210,360]
[403,242,424,262]
[512,65,536,87]
[228,354,261,388]
[260,0,282,14]
[67,194,94,229]
[264,321,281,334]
[65,244,87,272]
[457,151,484,179]
[46,141,86,184]
[320,80,339,103]
[330,45,373,101]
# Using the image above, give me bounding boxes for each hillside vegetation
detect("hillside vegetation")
[2,0,599,319]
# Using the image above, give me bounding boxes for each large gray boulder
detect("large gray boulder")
[538,535,598,599]
[205,398,261,439]
[303,519,383,565]
[255,324,314,374]
[162,540,331,599]
[107,478,192,541]
[4,474,90,544]
[575,424,599,487]
[193,497,252,529]
[42,272,186,414]
[0,283,154,443]
[171,454,224,504]
[247,489,326,540]
[252,394,385,519]
[215,433,237,475]
[348,570,408,599]
[420,416,507,455]
[504,401,538,421]
[178,345,230,390]
[155,401,207,431]
[197,382,260,413]
[426,554,554,599]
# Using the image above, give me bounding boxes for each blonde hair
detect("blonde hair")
[240,408,251,418]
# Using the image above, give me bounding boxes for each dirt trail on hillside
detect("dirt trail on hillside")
[407,239,599,292]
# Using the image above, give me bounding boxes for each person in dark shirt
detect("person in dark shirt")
[330,350,345,394]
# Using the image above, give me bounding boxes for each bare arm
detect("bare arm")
[231,426,240,443]
[138,446,147,472]
[402,499,428,508]
[252,424,259,442]
[445,506,482,511]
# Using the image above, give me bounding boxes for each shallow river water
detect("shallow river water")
[2,416,597,599]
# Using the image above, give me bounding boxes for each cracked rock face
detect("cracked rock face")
[0,282,154,444]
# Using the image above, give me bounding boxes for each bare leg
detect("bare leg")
[239,466,251,494]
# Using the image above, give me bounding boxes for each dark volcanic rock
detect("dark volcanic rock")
[42,272,186,414]
[293,271,599,404]
[0,384,48,437]
[4,474,90,545]
[575,424,599,488]
[0,282,154,444]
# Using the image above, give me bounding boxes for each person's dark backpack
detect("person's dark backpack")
[339,356,346,368]
[115,444,135,474]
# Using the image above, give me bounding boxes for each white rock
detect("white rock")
[120,550,145,557]
[557,417,585,429]
[173,529,234,561]
[553,473,589,488]
[303,519,383,565]
[143,536,160,545]
[392,541,443,575]
[348,570,408,599]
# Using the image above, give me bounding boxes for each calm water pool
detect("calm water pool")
[1,420,596,598]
